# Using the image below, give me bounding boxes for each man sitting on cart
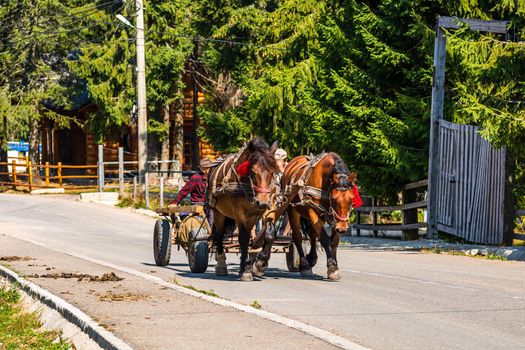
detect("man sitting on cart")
[168,158,213,207]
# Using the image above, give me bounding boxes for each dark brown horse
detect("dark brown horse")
[283,152,357,280]
[207,138,278,281]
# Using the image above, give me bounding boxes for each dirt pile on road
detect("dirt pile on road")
[27,272,123,282]
[0,256,33,261]
[97,291,151,302]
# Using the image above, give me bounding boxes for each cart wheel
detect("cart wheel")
[153,219,172,266]
[286,240,309,272]
[188,227,209,273]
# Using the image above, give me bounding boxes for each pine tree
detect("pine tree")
[0,0,79,166]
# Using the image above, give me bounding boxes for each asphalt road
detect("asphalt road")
[1,193,525,350]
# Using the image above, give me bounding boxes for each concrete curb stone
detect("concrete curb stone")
[0,264,134,350]
[340,236,525,261]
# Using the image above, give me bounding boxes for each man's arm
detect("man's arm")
[170,176,196,205]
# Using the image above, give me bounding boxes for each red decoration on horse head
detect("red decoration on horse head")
[236,161,251,177]
[352,186,363,208]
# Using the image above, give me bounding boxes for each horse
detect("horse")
[282,152,361,280]
[207,138,278,281]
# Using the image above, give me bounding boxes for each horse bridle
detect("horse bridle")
[328,175,352,223]
[303,173,352,224]
[248,170,273,194]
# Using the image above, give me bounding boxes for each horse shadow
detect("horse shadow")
[142,261,329,282]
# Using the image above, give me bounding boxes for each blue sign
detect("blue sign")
[7,142,41,153]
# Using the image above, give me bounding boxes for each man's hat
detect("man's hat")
[274,148,287,161]
[199,158,213,169]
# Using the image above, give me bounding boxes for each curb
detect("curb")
[340,237,525,261]
[1,235,370,350]
[0,264,134,350]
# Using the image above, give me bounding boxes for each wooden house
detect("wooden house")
[41,80,217,172]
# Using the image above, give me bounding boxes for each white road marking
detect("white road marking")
[1,234,370,350]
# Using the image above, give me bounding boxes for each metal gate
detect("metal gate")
[437,120,506,244]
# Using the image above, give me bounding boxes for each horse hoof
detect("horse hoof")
[240,272,253,282]
[328,268,342,281]
[215,267,228,276]
[306,255,318,268]
[252,259,267,277]
[300,269,313,277]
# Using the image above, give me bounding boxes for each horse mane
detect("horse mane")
[329,152,353,187]
[242,138,277,172]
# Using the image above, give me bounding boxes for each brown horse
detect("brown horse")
[283,152,357,280]
[207,138,278,281]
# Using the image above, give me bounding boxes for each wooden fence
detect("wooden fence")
[434,120,510,245]
[353,179,428,240]
[0,158,97,191]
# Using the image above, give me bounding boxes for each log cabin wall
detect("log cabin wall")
[41,77,217,172]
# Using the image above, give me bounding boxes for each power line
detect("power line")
[0,1,127,47]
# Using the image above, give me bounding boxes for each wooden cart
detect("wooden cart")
[152,205,306,273]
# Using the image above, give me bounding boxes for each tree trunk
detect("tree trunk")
[28,116,40,178]
[0,116,8,181]
[160,104,170,175]
[171,104,184,172]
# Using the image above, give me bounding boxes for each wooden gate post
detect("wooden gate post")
[427,17,509,240]
[428,22,447,239]
[57,162,63,187]
[45,161,50,187]
[11,160,17,190]
[402,188,419,240]
[28,161,33,192]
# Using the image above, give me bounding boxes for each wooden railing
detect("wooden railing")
[353,179,428,240]
[0,160,97,191]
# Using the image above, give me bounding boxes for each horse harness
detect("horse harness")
[281,153,351,225]
[207,149,275,208]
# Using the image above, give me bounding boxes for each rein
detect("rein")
[287,154,351,224]
[208,149,275,206]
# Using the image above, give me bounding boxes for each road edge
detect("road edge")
[0,264,134,350]
[2,234,370,350]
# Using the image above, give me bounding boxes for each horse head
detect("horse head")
[327,155,356,234]
[236,138,278,210]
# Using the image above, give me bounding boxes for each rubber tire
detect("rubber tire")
[188,227,209,273]
[153,219,172,266]
[286,240,310,272]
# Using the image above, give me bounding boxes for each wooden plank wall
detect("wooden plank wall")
[436,120,506,244]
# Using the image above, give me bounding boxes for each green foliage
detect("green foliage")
[0,285,71,349]
[2,0,525,201]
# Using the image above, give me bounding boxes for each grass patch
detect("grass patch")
[0,285,71,349]
[422,248,507,261]
[250,300,262,310]
[171,278,220,298]
[486,253,507,261]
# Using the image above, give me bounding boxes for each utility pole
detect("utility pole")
[136,0,147,192]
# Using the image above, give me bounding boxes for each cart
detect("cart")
[152,205,306,273]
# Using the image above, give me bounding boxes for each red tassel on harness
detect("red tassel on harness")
[352,186,363,208]
[236,161,251,177]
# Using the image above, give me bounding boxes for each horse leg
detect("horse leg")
[253,220,275,277]
[289,208,312,276]
[213,212,228,276]
[238,224,253,281]
[305,224,318,268]
[319,227,341,281]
